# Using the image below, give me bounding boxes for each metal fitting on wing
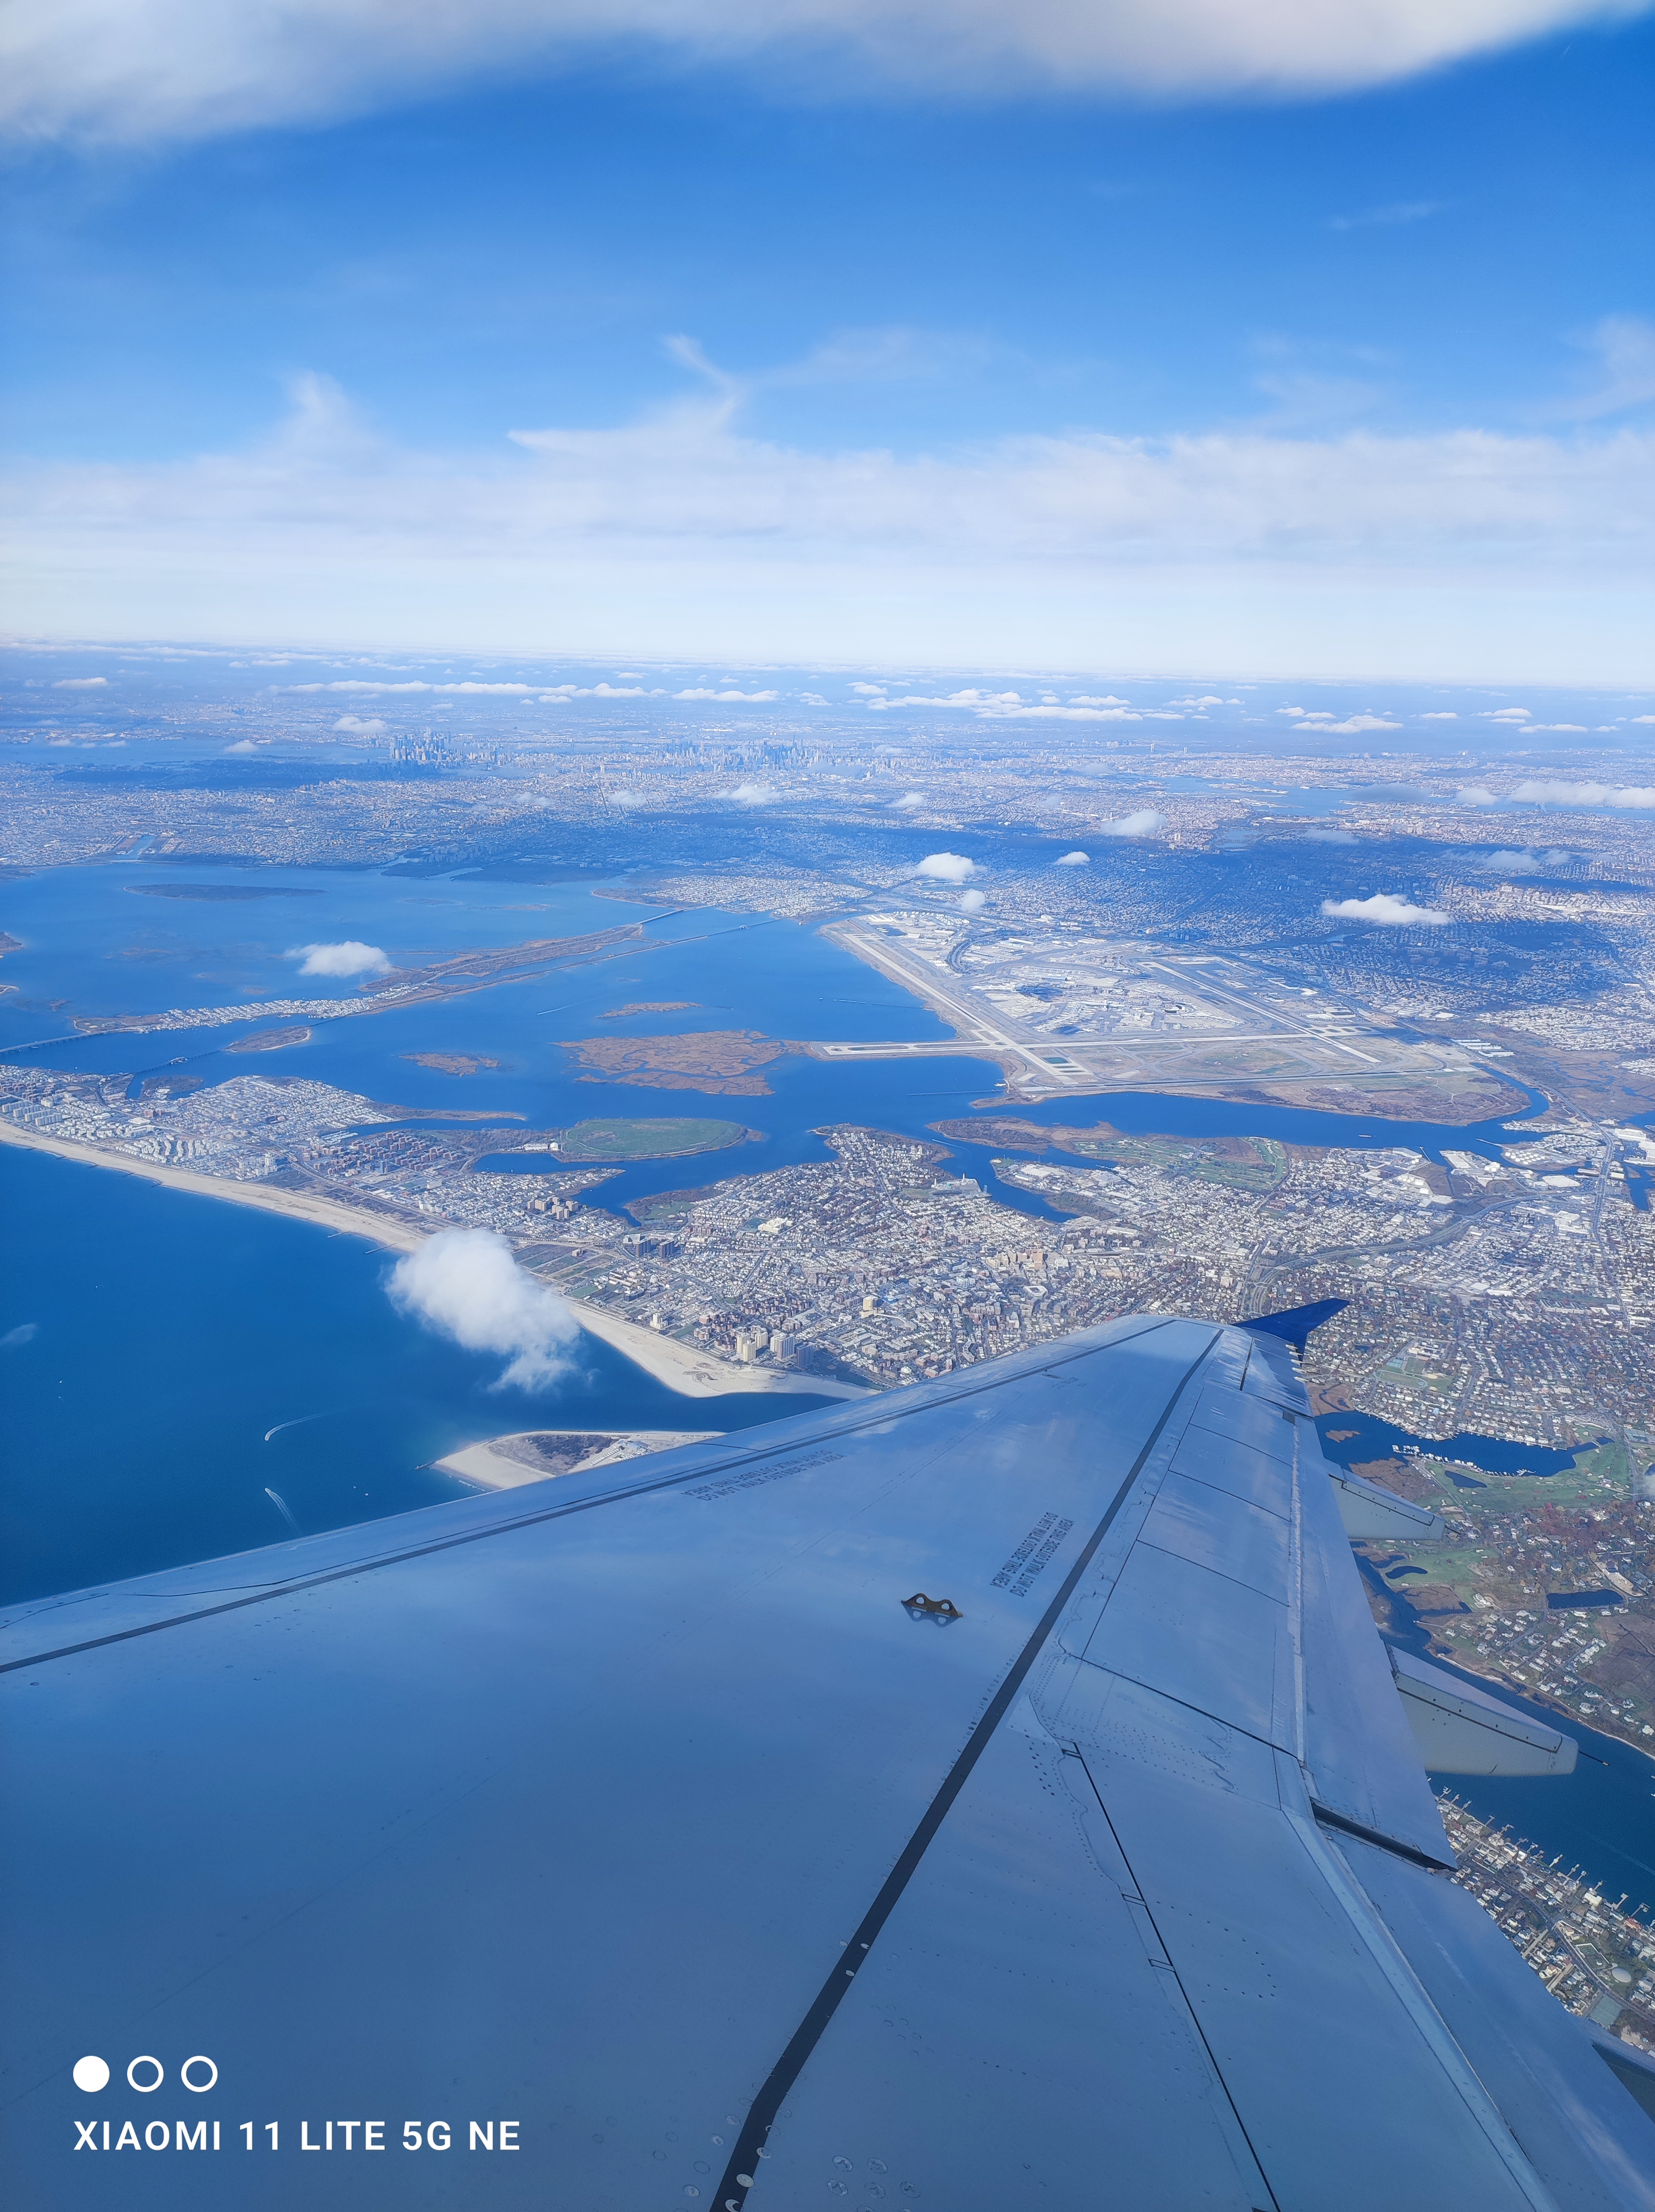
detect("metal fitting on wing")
[902,1593,962,1621]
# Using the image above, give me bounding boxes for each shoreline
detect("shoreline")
[0,1120,868,1402]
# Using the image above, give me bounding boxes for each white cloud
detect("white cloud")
[1421,710,1458,718]
[892,790,927,808]
[849,681,887,695]
[1476,846,1573,872]
[1632,714,1655,725]
[1506,779,1655,808]
[9,0,1636,148]
[1102,809,1164,837]
[387,1227,580,1391]
[285,938,392,975]
[916,850,976,881]
[1457,784,1501,804]
[1548,316,1655,422]
[1279,709,1400,734]
[724,779,778,804]
[223,737,258,753]
[1482,706,1532,721]
[0,1322,39,1347]
[541,680,660,697]
[797,691,828,705]
[333,713,385,730]
[1070,693,1132,706]
[675,686,779,701]
[959,888,988,914]
[283,677,534,693]
[1321,892,1448,925]
[1054,849,1091,864]
[606,787,641,807]
[1304,825,1356,842]
[10,369,1655,685]
[52,674,108,686]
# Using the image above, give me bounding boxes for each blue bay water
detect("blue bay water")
[4,859,1648,1900]
[0,1142,835,1608]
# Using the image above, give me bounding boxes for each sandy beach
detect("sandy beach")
[0,1121,870,1402]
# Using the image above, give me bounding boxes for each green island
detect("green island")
[557,1116,749,1161]
[934,1115,1288,1190]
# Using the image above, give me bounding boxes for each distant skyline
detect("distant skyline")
[3,1,1652,681]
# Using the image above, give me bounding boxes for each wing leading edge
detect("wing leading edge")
[1,1317,1651,2210]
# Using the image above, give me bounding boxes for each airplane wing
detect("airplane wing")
[3,1316,1653,2210]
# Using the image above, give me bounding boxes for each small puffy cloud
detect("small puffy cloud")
[1524,722,1588,733]
[797,692,828,706]
[1481,706,1532,722]
[1102,809,1164,837]
[892,790,927,809]
[1277,706,1399,735]
[1070,694,1132,707]
[333,713,386,731]
[916,851,976,882]
[387,1228,580,1392]
[606,787,641,808]
[1632,714,1655,726]
[1054,849,1091,865]
[1304,826,1356,843]
[286,939,392,976]
[1456,785,1500,805]
[1421,710,1459,719]
[959,889,987,914]
[1169,694,1236,708]
[724,780,778,804]
[53,675,108,687]
[1508,780,1655,809]
[223,737,258,753]
[850,682,887,695]
[1476,847,1573,874]
[1321,893,1447,926]
[675,686,779,702]
[1,1322,39,1348]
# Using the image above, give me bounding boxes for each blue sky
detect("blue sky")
[3,2,1652,681]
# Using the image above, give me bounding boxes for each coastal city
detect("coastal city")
[2,670,1654,2055]
[10,2,1655,2190]
[1439,1796,1655,2053]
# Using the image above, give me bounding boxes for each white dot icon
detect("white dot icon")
[72,2057,110,2093]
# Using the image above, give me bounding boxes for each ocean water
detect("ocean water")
[0,1144,836,1608]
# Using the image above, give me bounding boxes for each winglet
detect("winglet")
[1240,1297,1350,1357]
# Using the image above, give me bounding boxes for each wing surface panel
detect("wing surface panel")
[1296,1418,1456,1864]
[729,1708,1276,2212]
[3,1313,1652,2211]
[1336,1833,1655,2212]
